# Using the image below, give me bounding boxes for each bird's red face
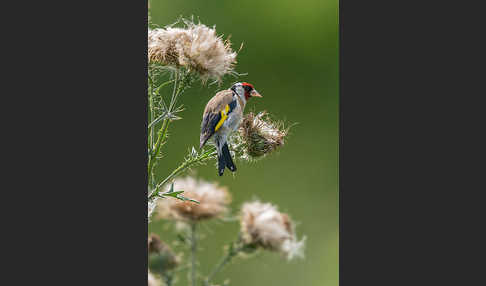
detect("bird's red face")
[241,82,262,100]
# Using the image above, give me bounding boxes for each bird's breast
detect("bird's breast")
[222,108,243,132]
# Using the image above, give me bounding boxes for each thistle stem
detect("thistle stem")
[148,118,170,175]
[147,71,180,177]
[148,77,155,150]
[162,273,174,286]
[190,222,198,286]
[204,243,243,286]
[149,148,217,199]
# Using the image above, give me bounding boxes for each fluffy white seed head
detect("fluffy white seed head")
[148,20,237,82]
[156,176,231,221]
[148,27,192,67]
[240,200,306,260]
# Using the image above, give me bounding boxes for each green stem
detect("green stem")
[148,72,180,174]
[148,118,170,175]
[162,273,173,286]
[190,222,198,286]
[149,80,154,150]
[169,71,181,111]
[147,71,183,179]
[204,243,243,286]
[148,73,156,189]
[149,148,217,199]
[148,79,174,146]
[155,79,175,95]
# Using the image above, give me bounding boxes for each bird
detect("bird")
[200,82,262,176]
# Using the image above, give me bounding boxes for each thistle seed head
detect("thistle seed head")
[148,19,237,82]
[239,200,305,260]
[156,176,231,221]
[232,111,288,160]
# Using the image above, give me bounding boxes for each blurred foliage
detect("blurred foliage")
[148,0,338,285]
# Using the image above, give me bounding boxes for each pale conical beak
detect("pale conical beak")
[251,90,263,98]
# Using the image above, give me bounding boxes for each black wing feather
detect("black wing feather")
[228,99,237,112]
[200,112,221,148]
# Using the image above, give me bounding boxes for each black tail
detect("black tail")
[217,143,237,176]
[222,143,236,172]
[218,152,226,176]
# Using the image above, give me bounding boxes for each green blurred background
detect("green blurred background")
[148,0,338,285]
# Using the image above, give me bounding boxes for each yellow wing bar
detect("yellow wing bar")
[214,105,230,131]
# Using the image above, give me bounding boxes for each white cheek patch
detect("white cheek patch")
[237,86,244,95]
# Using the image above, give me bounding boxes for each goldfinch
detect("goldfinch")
[200,82,262,176]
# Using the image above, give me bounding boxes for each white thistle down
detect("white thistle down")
[156,176,231,221]
[240,200,306,260]
[148,20,237,82]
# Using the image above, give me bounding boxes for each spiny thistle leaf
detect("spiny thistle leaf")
[160,183,200,204]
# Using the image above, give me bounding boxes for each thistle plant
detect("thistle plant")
[147,18,238,218]
[152,181,306,286]
[147,18,288,218]
[147,16,303,286]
